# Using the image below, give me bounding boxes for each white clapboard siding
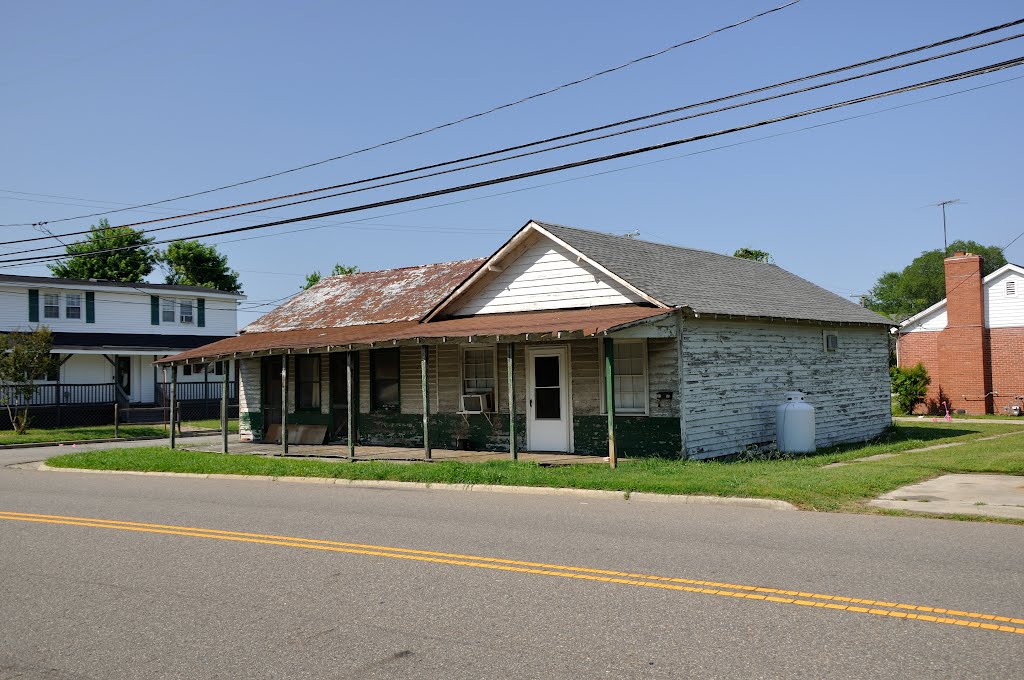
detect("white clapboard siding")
[0,284,238,337]
[985,268,1024,329]
[453,239,645,315]
[681,320,890,459]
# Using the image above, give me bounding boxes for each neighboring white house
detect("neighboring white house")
[0,274,244,426]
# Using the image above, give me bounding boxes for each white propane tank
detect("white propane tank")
[777,391,815,454]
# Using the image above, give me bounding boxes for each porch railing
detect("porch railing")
[156,381,237,404]
[0,383,116,406]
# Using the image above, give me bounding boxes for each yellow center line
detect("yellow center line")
[1,510,1021,636]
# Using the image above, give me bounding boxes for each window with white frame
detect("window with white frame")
[65,293,82,319]
[601,339,648,414]
[179,300,194,324]
[43,293,60,319]
[161,298,176,323]
[462,346,496,410]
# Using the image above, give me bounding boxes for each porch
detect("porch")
[181,439,613,466]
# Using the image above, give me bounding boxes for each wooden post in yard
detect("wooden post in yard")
[169,368,177,450]
[114,402,119,439]
[421,345,431,460]
[507,343,517,461]
[281,356,289,456]
[221,361,229,454]
[603,337,617,470]
[346,352,356,461]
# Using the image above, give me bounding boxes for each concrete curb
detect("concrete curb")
[33,463,797,511]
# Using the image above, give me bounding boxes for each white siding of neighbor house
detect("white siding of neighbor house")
[452,238,645,316]
[985,268,1024,329]
[680,319,891,459]
[0,283,238,336]
[902,307,947,333]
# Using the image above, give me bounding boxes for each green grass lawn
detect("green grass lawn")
[45,422,1024,515]
[0,419,238,445]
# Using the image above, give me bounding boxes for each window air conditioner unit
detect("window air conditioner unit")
[180,313,193,324]
[460,393,487,414]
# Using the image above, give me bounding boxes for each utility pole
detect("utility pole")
[931,199,960,252]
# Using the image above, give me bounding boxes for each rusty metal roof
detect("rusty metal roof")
[243,258,486,333]
[159,306,670,364]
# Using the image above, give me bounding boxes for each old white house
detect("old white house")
[0,274,244,426]
[162,221,891,459]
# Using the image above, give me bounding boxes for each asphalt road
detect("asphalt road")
[0,448,1021,679]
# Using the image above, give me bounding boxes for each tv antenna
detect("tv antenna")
[930,199,960,252]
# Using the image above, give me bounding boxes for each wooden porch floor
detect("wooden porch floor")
[181,440,611,466]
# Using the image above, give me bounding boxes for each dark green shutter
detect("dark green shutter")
[151,296,160,325]
[85,291,95,323]
[197,298,205,327]
[28,289,39,322]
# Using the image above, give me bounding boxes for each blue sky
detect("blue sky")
[2,0,1022,326]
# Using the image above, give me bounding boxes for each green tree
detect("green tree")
[733,247,773,263]
[302,263,359,290]
[48,219,157,282]
[158,240,243,293]
[865,240,1007,321]
[0,328,58,434]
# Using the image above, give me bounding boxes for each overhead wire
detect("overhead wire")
[1,0,805,228]
[1,56,1020,269]
[5,20,1023,253]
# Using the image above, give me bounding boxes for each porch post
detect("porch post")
[603,337,617,469]
[281,355,289,456]
[221,361,229,453]
[421,345,431,460]
[346,351,356,461]
[507,343,517,461]
[169,366,177,450]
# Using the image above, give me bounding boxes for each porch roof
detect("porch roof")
[157,305,674,365]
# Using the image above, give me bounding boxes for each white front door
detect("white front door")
[526,346,570,452]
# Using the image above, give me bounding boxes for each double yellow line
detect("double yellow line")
[2,510,1022,636]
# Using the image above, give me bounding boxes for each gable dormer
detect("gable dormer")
[430,221,659,319]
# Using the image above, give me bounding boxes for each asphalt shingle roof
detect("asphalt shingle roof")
[535,222,890,325]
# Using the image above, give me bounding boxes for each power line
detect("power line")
[2,56,1020,269]
[2,0,805,229]
[6,21,1023,253]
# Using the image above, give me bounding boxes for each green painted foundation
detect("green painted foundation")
[240,410,263,440]
[573,415,682,458]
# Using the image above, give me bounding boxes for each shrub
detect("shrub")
[890,363,931,415]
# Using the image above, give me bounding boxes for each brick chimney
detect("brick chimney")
[937,252,991,413]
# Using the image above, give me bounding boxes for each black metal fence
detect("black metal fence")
[0,381,238,431]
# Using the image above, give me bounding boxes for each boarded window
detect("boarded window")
[43,293,60,319]
[296,356,321,410]
[601,339,648,414]
[65,293,82,319]
[371,348,400,411]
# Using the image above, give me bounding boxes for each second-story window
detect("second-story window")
[179,300,194,324]
[65,293,82,320]
[162,298,176,323]
[43,293,60,319]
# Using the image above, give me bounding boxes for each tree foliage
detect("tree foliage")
[733,247,773,263]
[890,363,931,416]
[0,328,58,434]
[302,263,359,290]
[158,240,243,293]
[48,219,157,282]
[865,240,1007,321]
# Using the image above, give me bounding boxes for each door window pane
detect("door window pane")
[371,348,400,410]
[535,387,560,419]
[534,356,560,388]
[296,355,321,410]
